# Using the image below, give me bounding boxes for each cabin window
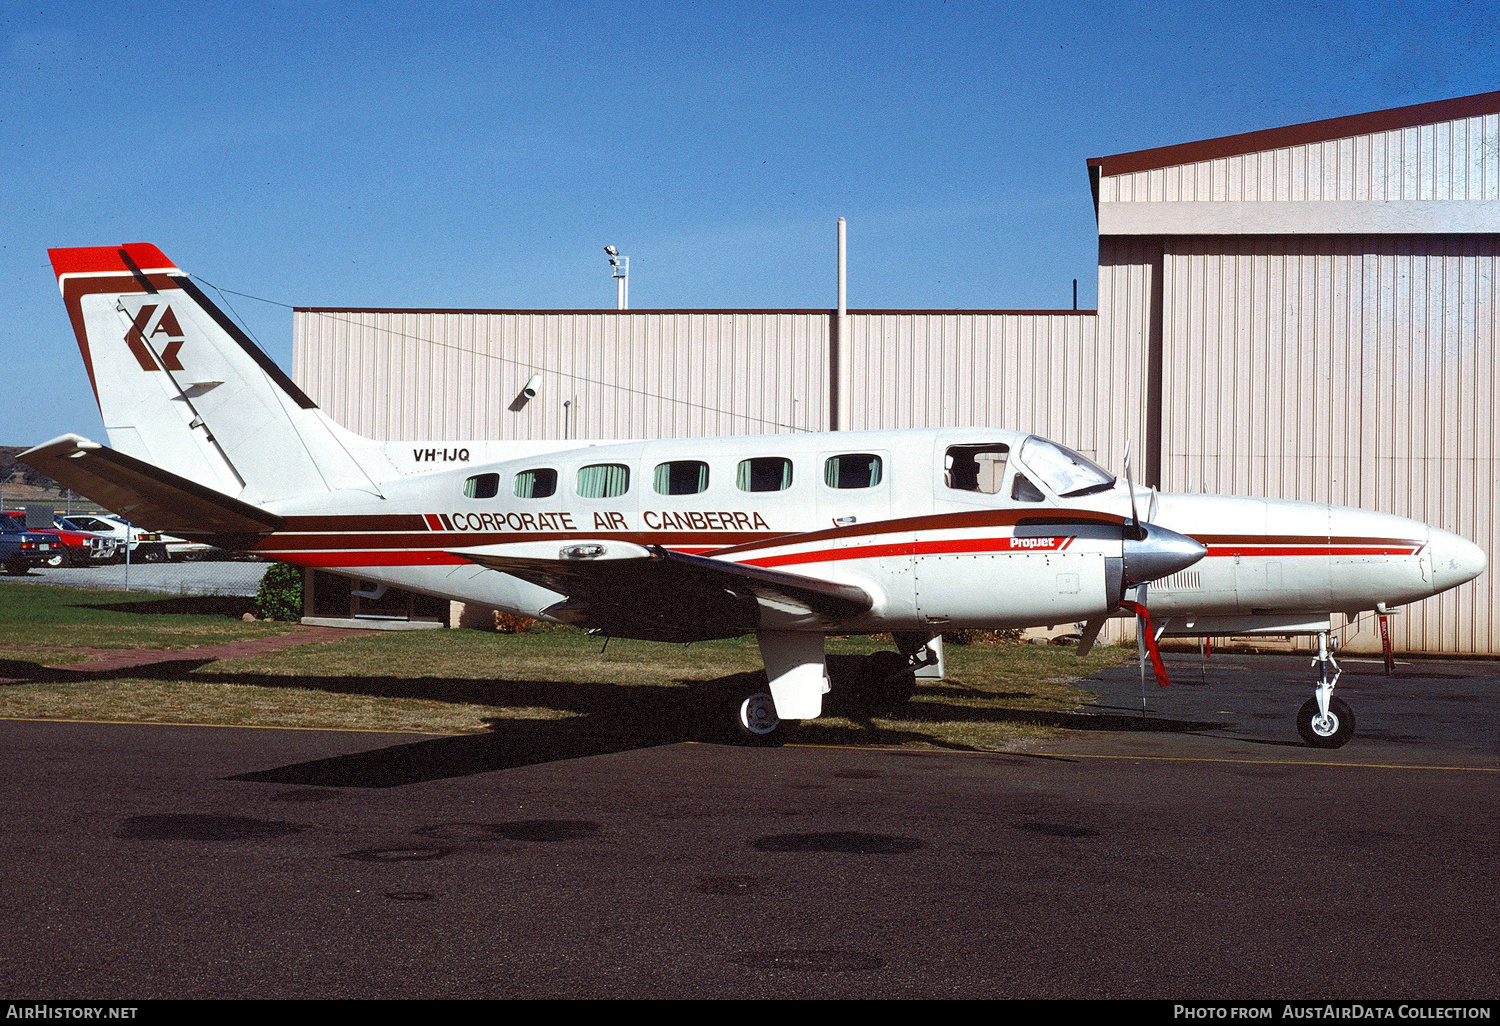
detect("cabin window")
[464,473,500,499]
[1011,473,1045,503]
[577,463,631,499]
[824,454,882,489]
[737,457,793,492]
[945,444,1009,494]
[654,460,709,495]
[513,468,558,499]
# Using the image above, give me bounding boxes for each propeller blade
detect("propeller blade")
[1122,441,1142,540]
[1119,597,1171,688]
[1076,615,1107,656]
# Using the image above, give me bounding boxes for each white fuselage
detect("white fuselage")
[251,426,1483,634]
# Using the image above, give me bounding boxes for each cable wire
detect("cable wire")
[189,275,813,433]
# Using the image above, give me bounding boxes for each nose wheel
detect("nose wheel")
[1297,695,1355,748]
[1299,631,1355,748]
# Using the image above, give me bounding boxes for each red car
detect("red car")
[2,511,119,567]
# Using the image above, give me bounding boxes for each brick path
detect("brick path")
[0,625,362,684]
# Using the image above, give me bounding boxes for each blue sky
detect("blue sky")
[2,0,1495,444]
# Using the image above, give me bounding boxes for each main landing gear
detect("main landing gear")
[729,688,791,747]
[727,632,936,745]
[1297,631,1356,748]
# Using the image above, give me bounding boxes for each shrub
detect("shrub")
[493,610,537,633]
[255,562,304,622]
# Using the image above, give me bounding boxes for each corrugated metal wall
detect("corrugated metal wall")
[1156,235,1500,654]
[1102,113,1500,204]
[842,312,1105,459]
[294,310,830,441]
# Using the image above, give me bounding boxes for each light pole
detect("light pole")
[605,246,629,310]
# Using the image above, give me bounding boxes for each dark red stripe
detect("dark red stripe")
[1205,545,1421,558]
[261,550,471,568]
[255,529,781,552]
[1194,534,1424,547]
[279,514,435,533]
[743,535,1073,569]
[709,508,1123,557]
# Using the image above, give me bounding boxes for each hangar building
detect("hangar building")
[293,91,1500,655]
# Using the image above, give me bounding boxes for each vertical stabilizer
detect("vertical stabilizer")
[49,244,389,504]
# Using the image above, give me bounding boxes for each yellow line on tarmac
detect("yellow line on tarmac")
[0,716,458,736]
[1027,751,1500,773]
[786,742,1500,773]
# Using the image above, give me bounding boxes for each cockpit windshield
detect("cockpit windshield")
[1017,436,1116,497]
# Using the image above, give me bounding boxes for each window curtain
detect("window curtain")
[514,469,556,499]
[578,464,629,498]
[739,458,792,492]
[826,455,881,489]
[465,474,499,499]
[655,461,709,495]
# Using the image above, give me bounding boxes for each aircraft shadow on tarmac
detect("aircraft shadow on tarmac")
[0,655,1229,788]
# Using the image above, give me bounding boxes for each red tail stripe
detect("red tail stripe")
[48,244,178,280]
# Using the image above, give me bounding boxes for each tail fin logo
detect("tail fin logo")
[125,304,185,372]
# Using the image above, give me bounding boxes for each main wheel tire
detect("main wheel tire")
[1297,696,1356,749]
[730,689,796,747]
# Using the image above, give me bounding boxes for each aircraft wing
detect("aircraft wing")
[18,434,284,543]
[457,542,873,642]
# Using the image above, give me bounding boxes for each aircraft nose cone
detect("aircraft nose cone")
[1429,528,1486,589]
[1122,524,1208,590]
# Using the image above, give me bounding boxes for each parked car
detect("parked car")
[52,513,168,563]
[2,511,119,567]
[0,517,58,575]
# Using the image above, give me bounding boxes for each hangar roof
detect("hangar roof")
[1088,89,1500,177]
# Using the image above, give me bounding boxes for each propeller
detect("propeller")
[1075,442,1204,692]
[1116,441,1180,693]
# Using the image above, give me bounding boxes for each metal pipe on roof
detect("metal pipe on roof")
[836,217,847,431]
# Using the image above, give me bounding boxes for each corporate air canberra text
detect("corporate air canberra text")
[443,510,774,532]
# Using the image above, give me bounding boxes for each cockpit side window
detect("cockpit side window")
[1011,473,1045,503]
[944,444,1009,494]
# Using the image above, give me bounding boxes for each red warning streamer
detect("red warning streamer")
[1119,599,1171,688]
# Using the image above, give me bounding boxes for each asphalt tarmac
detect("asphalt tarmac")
[0,652,1496,999]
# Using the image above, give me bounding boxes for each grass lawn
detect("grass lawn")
[0,583,1131,750]
[0,582,295,653]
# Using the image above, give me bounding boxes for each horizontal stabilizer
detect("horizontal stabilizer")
[459,543,873,642]
[19,434,284,541]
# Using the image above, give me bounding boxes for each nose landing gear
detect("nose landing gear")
[1298,631,1355,748]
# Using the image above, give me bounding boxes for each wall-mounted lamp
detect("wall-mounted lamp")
[510,373,544,412]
